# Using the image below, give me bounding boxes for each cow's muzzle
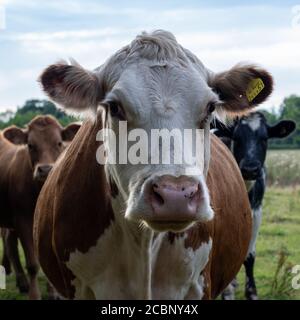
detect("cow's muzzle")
[240,160,261,180]
[145,175,203,232]
[34,164,53,182]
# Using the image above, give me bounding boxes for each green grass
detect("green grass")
[235,187,300,300]
[0,247,48,300]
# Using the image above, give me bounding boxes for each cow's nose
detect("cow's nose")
[37,164,52,176]
[240,161,261,179]
[149,175,201,221]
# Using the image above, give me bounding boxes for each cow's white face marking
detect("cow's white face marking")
[104,62,217,228]
[66,218,212,299]
[244,114,262,132]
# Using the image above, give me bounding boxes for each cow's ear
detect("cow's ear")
[39,60,102,112]
[267,120,296,139]
[62,123,81,141]
[209,64,273,114]
[3,126,28,145]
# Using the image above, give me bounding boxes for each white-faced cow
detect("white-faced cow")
[0,116,80,299]
[34,30,274,299]
[214,111,296,299]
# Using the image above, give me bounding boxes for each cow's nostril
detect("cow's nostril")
[153,190,164,206]
[185,184,200,199]
[37,165,52,175]
[186,191,194,199]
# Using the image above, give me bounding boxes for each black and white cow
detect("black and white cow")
[213,111,296,300]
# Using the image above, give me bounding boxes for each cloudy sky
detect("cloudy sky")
[0,0,299,112]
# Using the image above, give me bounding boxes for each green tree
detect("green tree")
[0,99,77,129]
[276,95,300,148]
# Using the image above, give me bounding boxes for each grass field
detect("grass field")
[235,186,300,300]
[266,150,300,186]
[0,150,299,300]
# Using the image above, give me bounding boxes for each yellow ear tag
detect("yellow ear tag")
[246,78,265,102]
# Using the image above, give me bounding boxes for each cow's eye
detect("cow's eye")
[108,101,126,120]
[58,141,63,147]
[207,102,216,114]
[28,143,35,150]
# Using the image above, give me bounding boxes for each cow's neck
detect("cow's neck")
[111,198,156,299]
[66,202,156,299]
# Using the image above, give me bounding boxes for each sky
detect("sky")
[0,0,300,112]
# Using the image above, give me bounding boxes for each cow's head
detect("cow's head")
[39,30,273,232]
[3,115,80,182]
[214,112,295,180]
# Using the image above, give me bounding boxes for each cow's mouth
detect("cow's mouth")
[34,173,49,183]
[144,220,194,232]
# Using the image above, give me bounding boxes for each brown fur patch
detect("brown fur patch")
[34,118,115,298]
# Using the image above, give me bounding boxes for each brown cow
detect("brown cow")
[34,30,273,299]
[0,115,80,299]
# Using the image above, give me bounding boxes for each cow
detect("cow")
[213,111,296,300]
[0,115,80,299]
[33,30,274,299]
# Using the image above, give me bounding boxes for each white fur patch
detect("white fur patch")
[221,281,236,300]
[246,114,261,131]
[66,219,212,300]
[152,235,212,299]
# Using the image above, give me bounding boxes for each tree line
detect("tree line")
[0,95,299,149]
[0,99,77,129]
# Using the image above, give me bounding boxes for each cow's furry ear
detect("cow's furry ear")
[3,126,27,145]
[209,64,273,114]
[62,123,81,141]
[39,60,102,113]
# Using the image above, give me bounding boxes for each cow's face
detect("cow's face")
[215,112,295,181]
[4,116,80,182]
[101,64,219,232]
[39,30,273,232]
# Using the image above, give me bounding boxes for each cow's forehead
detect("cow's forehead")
[107,62,216,122]
[240,114,266,132]
[28,125,61,142]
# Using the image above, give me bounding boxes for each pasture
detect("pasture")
[0,149,299,300]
